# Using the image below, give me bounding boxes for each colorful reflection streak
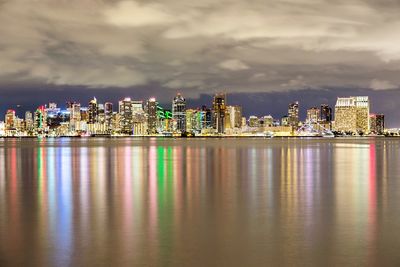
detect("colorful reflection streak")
[0,138,398,267]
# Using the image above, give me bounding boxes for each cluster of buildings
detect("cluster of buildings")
[0,93,386,137]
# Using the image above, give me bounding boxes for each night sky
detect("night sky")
[0,0,400,126]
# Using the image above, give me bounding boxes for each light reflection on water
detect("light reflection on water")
[0,138,400,266]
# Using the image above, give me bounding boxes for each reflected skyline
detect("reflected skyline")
[0,138,399,266]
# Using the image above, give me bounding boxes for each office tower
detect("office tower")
[105,102,113,129]
[213,93,226,134]
[119,98,134,134]
[281,116,289,126]
[335,96,370,133]
[186,109,195,132]
[370,114,385,134]
[201,105,212,128]
[80,108,89,122]
[288,101,299,128]
[97,103,105,124]
[132,101,143,113]
[249,116,259,127]
[88,97,98,124]
[306,107,320,123]
[320,104,332,122]
[146,98,158,134]
[263,115,274,127]
[5,109,16,130]
[34,106,47,132]
[227,105,242,128]
[25,111,33,131]
[172,93,186,133]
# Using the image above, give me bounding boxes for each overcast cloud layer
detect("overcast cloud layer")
[1,0,400,94]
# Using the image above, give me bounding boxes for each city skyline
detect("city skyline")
[0,92,387,137]
[1,0,400,127]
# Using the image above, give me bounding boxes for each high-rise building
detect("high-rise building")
[213,93,226,134]
[105,102,113,129]
[88,97,98,124]
[263,115,274,127]
[227,105,242,128]
[249,116,259,127]
[34,106,47,132]
[370,114,384,134]
[288,101,299,128]
[97,103,105,124]
[146,98,158,134]
[334,96,370,133]
[25,111,33,131]
[119,98,134,134]
[306,107,320,123]
[172,93,186,133]
[201,105,212,128]
[5,109,16,130]
[320,104,332,122]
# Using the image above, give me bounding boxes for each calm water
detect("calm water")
[1,138,400,266]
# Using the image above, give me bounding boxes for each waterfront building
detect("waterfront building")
[34,106,47,133]
[88,97,98,124]
[288,101,299,128]
[146,98,158,134]
[25,111,33,131]
[119,97,134,134]
[281,115,289,127]
[201,105,213,129]
[213,93,226,134]
[5,109,16,130]
[334,96,370,133]
[370,114,385,134]
[172,93,186,133]
[320,104,332,122]
[227,105,242,129]
[105,102,113,130]
[249,116,259,127]
[263,115,274,127]
[306,107,320,123]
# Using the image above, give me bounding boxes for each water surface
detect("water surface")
[0,138,400,266]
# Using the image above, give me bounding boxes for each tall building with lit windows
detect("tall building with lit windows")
[306,107,320,123]
[213,93,226,134]
[5,109,16,130]
[288,101,299,128]
[172,93,186,133]
[119,97,134,134]
[370,114,384,134]
[146,98,158,134]
[334,96,370,133]
[320,104,332,122]
[88,97,98,124]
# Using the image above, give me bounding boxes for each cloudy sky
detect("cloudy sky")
[1,0,400,125]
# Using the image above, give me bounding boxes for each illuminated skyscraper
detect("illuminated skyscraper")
[25,111,33,131]
[320,104,332,122]
[34,106,47,132]
[288,101,299,128]
[334,96,370,133]
[146,98,158,134]
[370,114,384,134]
[213,93,226,134]
[88,97,98,124]
[119,98,134,134]
[201,105,212,128]
[227,105,242,128]
[306,107,320,123]
[105,102,113,129]
[172,93,186,133]
[5,109,16,130]
[249,116,259,127]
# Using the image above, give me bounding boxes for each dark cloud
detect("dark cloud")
[0,0,399,125]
